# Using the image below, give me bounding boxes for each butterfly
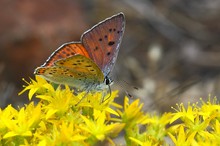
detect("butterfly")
[34,13,125,95]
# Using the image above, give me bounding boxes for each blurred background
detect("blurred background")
[1,0,220,112]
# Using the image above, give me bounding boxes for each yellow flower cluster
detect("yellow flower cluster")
[168,98,220,145]
[0,76,220,145]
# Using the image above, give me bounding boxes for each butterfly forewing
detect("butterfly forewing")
[82,13,125,76]
[42,43,89,67]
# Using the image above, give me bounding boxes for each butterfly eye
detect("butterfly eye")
[104,77,113,85]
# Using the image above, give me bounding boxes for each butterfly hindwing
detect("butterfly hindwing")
[55,55,104,80]
[35,55,104,88]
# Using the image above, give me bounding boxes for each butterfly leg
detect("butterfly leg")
[75,84,95,106]
[75,90,89,106]
[101,84,112,103]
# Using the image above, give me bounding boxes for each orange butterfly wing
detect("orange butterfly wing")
[81,13,125,76]
[42,43,89,67]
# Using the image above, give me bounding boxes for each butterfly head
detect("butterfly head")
[104,76,114,86]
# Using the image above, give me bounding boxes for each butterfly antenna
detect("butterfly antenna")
[121,79,139,91]
[108,84,112,98]
[114,68,137,98]
[102,84,112,103]
[115,80,134,98]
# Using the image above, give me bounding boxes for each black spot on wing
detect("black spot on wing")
[94,46,99,51]
[107,52,111,56]
[108,41,115,46]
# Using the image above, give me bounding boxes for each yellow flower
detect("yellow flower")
[80,110,125,142]
[3,102,41,139]
[168,125,197,146]
[17,76,124,145]
[129,137,155,146]
[78,91,121,118]
[19,76,54,100]
[117,97,147,128]
[199,97,220,120]
[3,75,220,145]
[37,85,75,119]
[38,121,87,145]
[170,103,196,124]
[213,120,220,140]
[142,113,172,141]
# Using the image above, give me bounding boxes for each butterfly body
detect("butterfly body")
[34,13,125,92]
